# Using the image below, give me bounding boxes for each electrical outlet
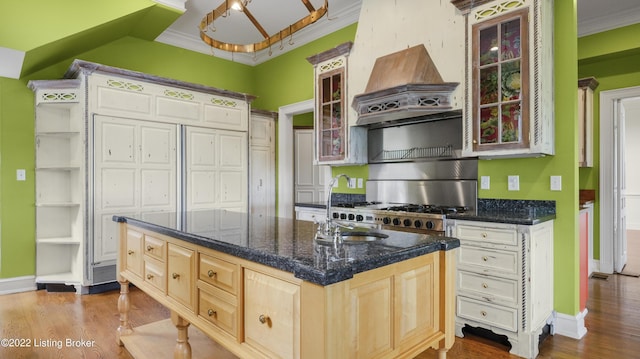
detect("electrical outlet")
[349,178,356,188]
[481,176,490,190]
[550,175,562,191]
[16,169,26,181]
[357,178,364,188]
[508,175,520,191]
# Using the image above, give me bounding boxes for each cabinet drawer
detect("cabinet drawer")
[144,235,166,261]
[457,270,518,306]
[457,296,518,332]
[199,253,237,295]
[198,286,238,338]
[455,224,519,246]
[125,229,143,277]
[168,243,195,310]
[144,257,166,292]
[459,245,518,275]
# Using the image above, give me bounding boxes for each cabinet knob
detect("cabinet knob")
[259,314,270,325]
[208,309,217,317]
[172,273,180,279]
[208,270,217,278]
[146,274,153,280]
[127,250,134,255]
[481,311,487,317]
[482,256,488,262]
[473,139,478,144]
[482,283,488,288]
[481,232,487,238]
[146,245,154,251]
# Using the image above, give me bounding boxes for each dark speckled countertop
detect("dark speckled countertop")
[113,210,459,286]
[447,199,556,225]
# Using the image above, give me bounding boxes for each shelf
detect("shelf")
[36,272,80,284]
[36,165,81,170]
[36,237,81,245]
[35,202,81,207]
[36,131,81,137]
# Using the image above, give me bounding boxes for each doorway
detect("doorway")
[599,86,640,273]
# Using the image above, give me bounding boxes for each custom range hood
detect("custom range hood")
[352,44,459,126]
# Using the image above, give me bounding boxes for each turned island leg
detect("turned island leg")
[438,348,448,359]
[117,279,133,345]
[171,311,192,359]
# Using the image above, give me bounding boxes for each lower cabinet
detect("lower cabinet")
[446,219,554,359]
[118,224,455,359]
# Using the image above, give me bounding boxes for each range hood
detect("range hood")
[352,44,459,126]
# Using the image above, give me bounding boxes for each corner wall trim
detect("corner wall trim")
[0,275,37,295]
[553,309,588,340]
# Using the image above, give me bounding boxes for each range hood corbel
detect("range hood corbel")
[352,44,459,126]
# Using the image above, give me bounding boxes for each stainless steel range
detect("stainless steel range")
[331,115,478,235]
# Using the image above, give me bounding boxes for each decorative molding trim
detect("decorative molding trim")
[155,1,360,66]
[153,0,187,12]
[579,6,640,37]
[0,276,37,295]
[554,310,588,339]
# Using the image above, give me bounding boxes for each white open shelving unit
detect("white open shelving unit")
[30,80,85,290]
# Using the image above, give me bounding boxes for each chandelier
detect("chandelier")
[199,0,329,53]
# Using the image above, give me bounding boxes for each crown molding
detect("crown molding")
[153,0,187,12]
[155,1,361,66]
[578,6,640,37]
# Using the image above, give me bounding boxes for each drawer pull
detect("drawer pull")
[259,314,271,325]
[207,270,217,278]
[127,250,134,255]
[482,232,487,238]
[482,256,489,262]
[207,309,217,317]
[146,274,154,280]
[146,245,154,251]
[172,273,180,279]
[481,311,487,317]
[482,283,488,288]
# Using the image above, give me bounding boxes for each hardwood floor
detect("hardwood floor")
[1,273,640,358]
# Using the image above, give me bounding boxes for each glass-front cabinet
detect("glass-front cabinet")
[307,42,367,165]
[454,0,554,158]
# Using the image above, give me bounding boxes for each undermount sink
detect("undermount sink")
[340,231,389,242]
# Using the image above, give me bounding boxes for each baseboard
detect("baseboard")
[554,309,588,339]
[0,275,37,295]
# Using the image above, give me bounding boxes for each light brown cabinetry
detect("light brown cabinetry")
[117,223,456,359]
[454,0,554,158]
[578,77,598,167]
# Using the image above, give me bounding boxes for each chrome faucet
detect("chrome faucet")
[316,173,351,242]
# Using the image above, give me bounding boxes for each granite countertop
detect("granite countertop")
[113,210,459,286]
[294,202,326,209]
[448,199,556,225]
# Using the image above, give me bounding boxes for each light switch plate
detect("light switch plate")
[349,178,356,188]
[508,175,519,191]
[550,175,562,191]
[16,169,26,181]
[357,178,364,188]
[481,176,490,190]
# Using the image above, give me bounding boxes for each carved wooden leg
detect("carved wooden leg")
[117,279,133,345]
[171,311,192,359]
[438,348,448,359]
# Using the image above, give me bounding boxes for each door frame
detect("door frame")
[599,86,640,273]
[278,99,314,218]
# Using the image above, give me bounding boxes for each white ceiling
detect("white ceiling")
[156,0,640,66]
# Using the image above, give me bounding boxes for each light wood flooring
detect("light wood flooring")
[2,236,640,359]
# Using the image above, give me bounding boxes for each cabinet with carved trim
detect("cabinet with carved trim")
[307,42,367,165]
[453,0,554,158]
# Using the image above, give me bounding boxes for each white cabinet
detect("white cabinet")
[294,206,326,223]
[446,219,554,358]
[30,60,252,291]
[30,80,85,289]
[307,42,367,165]
[453,0,554,158]
[249,110,276,241]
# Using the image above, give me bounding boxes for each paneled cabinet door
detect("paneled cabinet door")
[167,243,196,310]
[244,269,300,359]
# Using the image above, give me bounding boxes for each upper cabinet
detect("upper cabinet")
[578,77,598,167]
[307,42,367,165]
[453,0,554,158]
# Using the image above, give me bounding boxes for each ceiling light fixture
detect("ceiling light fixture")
[199,0,329,54]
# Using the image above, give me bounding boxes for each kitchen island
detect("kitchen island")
[114,210,459,359]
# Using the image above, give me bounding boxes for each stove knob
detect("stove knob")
[333,212,340,219]
[425,221,434,229]
[383,217,391,225]
[348,213,355,221]
[340,213,347,220]
[414,220,422,228]
[392,218,401,226]
[356,215,364,222]
[403,219,412,227]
